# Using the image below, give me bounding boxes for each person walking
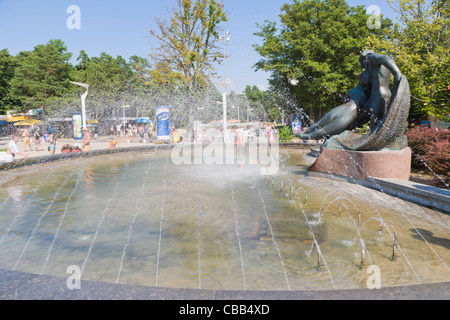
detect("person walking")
[82,128,91,152]
[33,128,41,151]
[22,128,32,152]
[233,126,245,168]
[139,125,145,143]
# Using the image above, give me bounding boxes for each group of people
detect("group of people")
[61,128,92,153]
[2,127,48,164]
[3,121,281,165]
[109,124,154,143]
[21,127,43,152]
[2,127,92,164]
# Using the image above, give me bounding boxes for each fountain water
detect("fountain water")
[0,146,449,292]
[116,156,153,283]
[155,157,168,287]
[0,85,449,293]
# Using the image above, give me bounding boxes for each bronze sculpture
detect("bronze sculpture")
[296,50,410,151]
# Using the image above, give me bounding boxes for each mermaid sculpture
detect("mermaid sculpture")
[296,50,410,151]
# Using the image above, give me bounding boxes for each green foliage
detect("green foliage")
[148,0,227,93]
[253,0,392,118]
[7,40,73,112]
[0,1,261,124]
[0,40,155,117]
[71,51,136,104]
[244,85,282,121]
[73,52,133,91]
[278,125,293,142]
[368,0,450,120]
[0,49,17,114]
[0,2,230,119]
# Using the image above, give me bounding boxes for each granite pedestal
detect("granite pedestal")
[308,147,412,180]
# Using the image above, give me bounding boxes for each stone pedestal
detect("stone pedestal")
[308,147,412,180]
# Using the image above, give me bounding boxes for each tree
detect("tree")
[148,0,227,93]
[244,85,280,121]
[73,51,134,93]
[69,51,142,120]
[253,0,392,121]
[8,39,73,112]
[129,55,152,87]
[0,49,17,114]
[367,0,449,121]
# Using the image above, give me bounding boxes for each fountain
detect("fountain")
[300,51,413,181]
[0,66,449,299]
[0,142,449,298]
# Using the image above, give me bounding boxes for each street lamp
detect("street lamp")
[279,107,285,125]
[218,30,230,85]
[232,105,240,121]
[121,105,130,129]
[247,108,254,122]
[70,81,89,129]
[217,31,230,135]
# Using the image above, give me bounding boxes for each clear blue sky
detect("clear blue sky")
[0,0,396,93]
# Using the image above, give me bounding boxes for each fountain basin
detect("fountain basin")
[0,146,449,296]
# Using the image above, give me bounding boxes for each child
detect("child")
[72,144,82,153]
[61,144,72,153]
[108,137,118,149]
[48,133,57,155]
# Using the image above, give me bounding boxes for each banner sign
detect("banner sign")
[155,106,171,140]
[73,114,83,140]
[291,115,302,134]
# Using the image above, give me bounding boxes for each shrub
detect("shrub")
[279,126,293,143]
[406,127,450,184]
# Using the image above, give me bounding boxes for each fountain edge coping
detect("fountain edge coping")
[307,171,450,214]
[0,268,448,300]
[0,144,175,172]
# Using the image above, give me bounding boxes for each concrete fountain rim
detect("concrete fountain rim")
[0,267,448,300]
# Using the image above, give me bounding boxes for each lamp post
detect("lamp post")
[70,81,89,129]
[279,108,285,125]
[121,105,130,130]
[232,105,240,121]
[218,31,230,136]
[247,108,254,122]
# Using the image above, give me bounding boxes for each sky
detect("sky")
[0,0,397,94]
